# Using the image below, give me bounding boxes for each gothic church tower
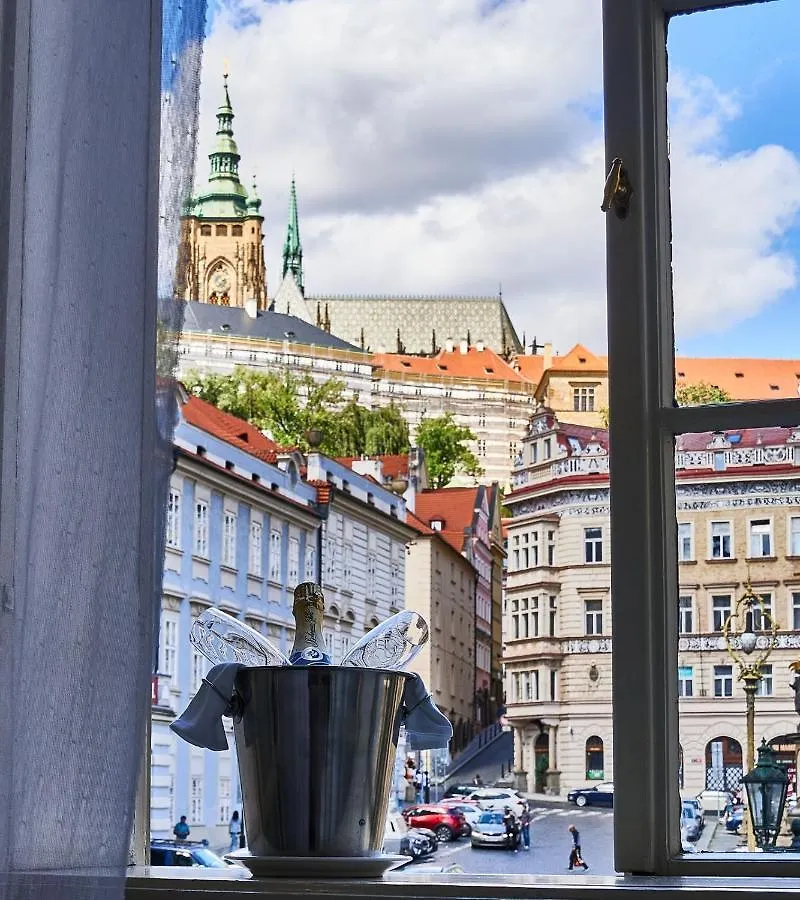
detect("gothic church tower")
[179,74,267,308]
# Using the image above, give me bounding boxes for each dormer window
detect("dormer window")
[430,519,444,531]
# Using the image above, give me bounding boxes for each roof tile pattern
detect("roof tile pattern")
[375,346,529,384]
[415,487,480,555]
[182,394,281,464]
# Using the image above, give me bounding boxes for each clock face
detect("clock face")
[210,269,231,293]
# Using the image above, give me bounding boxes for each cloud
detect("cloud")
[195,0,800,352]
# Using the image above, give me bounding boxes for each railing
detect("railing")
[676,445,797,471]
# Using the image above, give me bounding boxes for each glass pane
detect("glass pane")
[675,423,800,855]
[667,2,800,403]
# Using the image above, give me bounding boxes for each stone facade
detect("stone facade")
[502,407,800,797]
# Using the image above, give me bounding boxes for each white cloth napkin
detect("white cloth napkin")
[170,665,452,752]
[169,662,246,751]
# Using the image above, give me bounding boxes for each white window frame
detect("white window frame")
[583,526,603,563]
[678,595,693,635]
[711,594,732,634]
[288,536,300,587]
[709,520,733,560]
[604,0,800,875]
[222,510,237,568]
[159,610,179,680]
[166,489,182,550]
[790,516,800,557]
[748,518,772,559]
[248,519,263,577]
[193,498,209,558]
[678,665,693,698]
[305,543,317,582]
[269,528,282,583]
[793,592,800,631]
[677,522,693,562]
[218,776,231,825]
[755,663,773,697]
[713,665,733,699]
[584,598,603,636]
[189,645,206,695]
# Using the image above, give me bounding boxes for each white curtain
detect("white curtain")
[0,0,204,897]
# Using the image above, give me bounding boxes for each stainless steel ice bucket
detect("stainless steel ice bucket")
[232,666,409,857]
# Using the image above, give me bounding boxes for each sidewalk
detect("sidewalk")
[522,791,573,809]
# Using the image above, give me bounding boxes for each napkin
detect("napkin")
[398,673,453,751]
[169,662,246,751]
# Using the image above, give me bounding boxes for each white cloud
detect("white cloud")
[194,0,800,352]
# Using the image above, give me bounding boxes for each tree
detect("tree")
[182,367,410,457]
[675,381,732,407]
[415,413,483,489]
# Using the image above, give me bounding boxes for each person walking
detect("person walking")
[568,824,588,870]
[502,806,520,852]
[228,810,242,852]
[520,803,532,851]
[173,815,190,841]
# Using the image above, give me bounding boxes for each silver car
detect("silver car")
[470,811,514,849]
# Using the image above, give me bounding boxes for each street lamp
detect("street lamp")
[723,577,779,851]
[743,740,789,850]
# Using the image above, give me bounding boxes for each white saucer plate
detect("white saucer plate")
[224,851,408,879]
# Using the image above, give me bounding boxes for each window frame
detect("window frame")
[604,0,800,875]
[789,515,800,557]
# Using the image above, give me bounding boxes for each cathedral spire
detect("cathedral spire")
[208,72,242,184]
[282,176,304,294]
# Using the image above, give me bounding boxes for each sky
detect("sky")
[194,0,800,359]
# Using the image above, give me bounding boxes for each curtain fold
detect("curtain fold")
[0,0,204,897]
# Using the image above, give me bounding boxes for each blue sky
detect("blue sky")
[196,1,800,359]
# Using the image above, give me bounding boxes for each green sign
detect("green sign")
[587,769,604,780]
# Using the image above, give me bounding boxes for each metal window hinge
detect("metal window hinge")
[601,158,633,220]
[2,583,12,611]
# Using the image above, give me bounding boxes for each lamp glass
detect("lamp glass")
[743,743,789,848]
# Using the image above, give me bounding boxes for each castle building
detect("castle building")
[179,75,267,308]
[502,405,800,797]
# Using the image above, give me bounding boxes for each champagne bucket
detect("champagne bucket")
[232,666,409,857]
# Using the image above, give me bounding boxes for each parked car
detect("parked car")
[440,799,481,831]
[681,800,702,841]
[400,827,438,860]
[724,803,745,834]
[442,784,479,800]
[696,789,734,816]
[149,840,236,868]
[466,788,525,815]
[680,794,705,831]
[567,782,615,808]
[401,805,467,842]
[470,811,517,849]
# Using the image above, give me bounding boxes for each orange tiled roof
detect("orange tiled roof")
[514,354,545,382]
[306,479,332,505]
[406,509,436,536]
[182,395,281,464]
[675,357,800,400]
[415,487,480,555]
[549,343,607,372]
[374,346,529,384]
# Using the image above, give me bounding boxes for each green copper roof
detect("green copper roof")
[282,176,304,293]
[184,74,261,220]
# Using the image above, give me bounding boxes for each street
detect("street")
[410,805,616,876]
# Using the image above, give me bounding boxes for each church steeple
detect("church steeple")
[208,73,241,183]
[282,176,304,294]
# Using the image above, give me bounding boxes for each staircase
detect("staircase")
[444,723,514,787]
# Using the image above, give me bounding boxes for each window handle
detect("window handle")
[601,157,633,219]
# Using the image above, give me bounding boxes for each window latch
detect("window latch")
[601,157,633,219]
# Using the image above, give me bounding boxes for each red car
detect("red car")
[401,805,468,841]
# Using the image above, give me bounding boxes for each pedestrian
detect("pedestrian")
[228,810,242,853]
[568,824,588,870]
[473,773,483,787]
[502,806,520,852]
[173,815,190,841]
[403,757,417,807]
[520,803,532,851]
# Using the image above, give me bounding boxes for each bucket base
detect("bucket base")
[225,850,407,879]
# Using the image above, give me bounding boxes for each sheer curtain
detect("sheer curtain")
[0,0,204,898]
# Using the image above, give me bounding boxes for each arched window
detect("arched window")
[586,735,604,780]
[200,224,211,236]
[705,736,743,793]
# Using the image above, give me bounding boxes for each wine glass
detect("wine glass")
[341,610,429,670]
[190,606,290,667]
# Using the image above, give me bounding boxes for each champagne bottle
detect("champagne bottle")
[289,582,332,666]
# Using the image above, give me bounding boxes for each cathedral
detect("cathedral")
[179,74,522,356]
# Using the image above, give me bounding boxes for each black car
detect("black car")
[149,839,232,868]
[400,827,439,860]
[567,782,615,808]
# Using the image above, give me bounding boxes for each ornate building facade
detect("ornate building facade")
[503,406,800,797]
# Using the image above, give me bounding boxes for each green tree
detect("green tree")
[675,381,732,407]
[182,367,410,457]
[416,413,483,489]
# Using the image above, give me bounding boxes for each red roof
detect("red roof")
[674,357,800,400]
[182,395,281,464]
[374,346,530,384]
[678,426,798,451]
[406,509,436,536]
[549,343,607,372]
[415,487,480,555]
[514,354,545,382]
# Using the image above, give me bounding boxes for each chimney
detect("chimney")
[445,338,454,353]
[543,342,553,370]
[245,297,258,319]
[475,339,485,352]
[459,339,468,354]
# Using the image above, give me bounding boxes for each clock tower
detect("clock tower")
[178,74,267,308]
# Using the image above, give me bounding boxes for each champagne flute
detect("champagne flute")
[190,606,290,667]
[341,610,429,670]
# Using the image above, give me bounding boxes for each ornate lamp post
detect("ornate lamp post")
[723,578,779,851]
[743,740,789,850]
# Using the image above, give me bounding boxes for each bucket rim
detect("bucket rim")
[234,665,415,679]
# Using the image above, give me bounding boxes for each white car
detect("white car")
[440,800,482,829]
[466,788,525,816]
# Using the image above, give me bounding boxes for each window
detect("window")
[549,595,558,636]
[710,520,732,559]
[166,490,181,549]
[713,665,733,698]
[753,593,772,633]
[530,531,539,566]
[218,776,231,824]
[511,534,520,571]
[756,664,773,697]
[269,529,282,582]
[530,597,539,637]
[677,523,693,562]
[288,537,299,586]
[190,775,203,824]
[305,544,316,582]
[342,545,353,589]
[222,511,237,568]
[678,666,693,698]
[794,592,800,631]
[791,516,800,556]
[193,498,209,557]
[712,595,732,633]
[749,519,772,558]
[512,672,520,703]
[543,437,552,459]
[477,439,486,457]
[573,385,595,412]
[584,526,603,563]
[190,646,206,695]
[678,596,693,635]
[546,529,556,566]
[549,668,557,701]
[249,520,263,576]
[520,533,529,569]
[366,553,377,598]
[160,611,179,678]
[585,736,604,780]
[585,599,603,635]
[519,598,529,638]
[530,443,538,464]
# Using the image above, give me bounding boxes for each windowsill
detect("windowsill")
[745,556,777,563]
[220,564,238,574]
[191,555,209,564]
[246,572,263,582]
[706,557,737,564]
[165,546,183,554]
[267,577,283,588]
[678,559,697,565]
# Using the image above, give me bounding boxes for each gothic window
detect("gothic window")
[216,224,227,236]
